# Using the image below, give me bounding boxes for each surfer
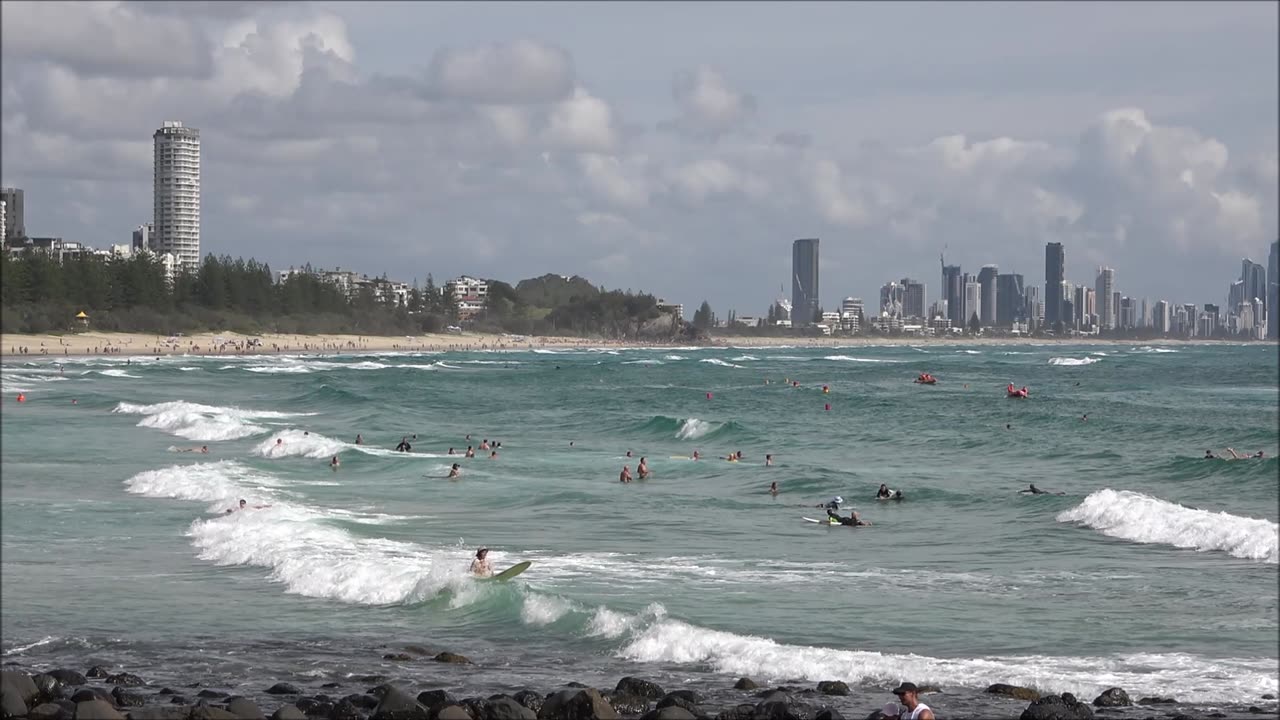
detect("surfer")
[692,450,700,461]
[1022,484,1064,495]
[227,498,271,513]
[469,548,494,578]
[395,437,412,452]
[1203,450,1217,459]
[448,463,461,478]
[619,465,633,483]
[826,508,871,526]
[818,496,844,510]
[877,484,892,499]
[637,457,650,479]
[1224,448,1266,460]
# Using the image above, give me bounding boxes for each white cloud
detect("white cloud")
[427,40,573,105]
[671,65,756,136]
[544,88,618,153]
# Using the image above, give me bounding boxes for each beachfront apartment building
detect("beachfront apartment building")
[656,300,684,321]
[446,276,489,318]
[153,121,201,274]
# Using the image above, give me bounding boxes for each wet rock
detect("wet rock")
[167,699,187,707]
[267,686,303,697]
[3,671,40,705]
[304,702,334,718]
[483,697,536,720]
[640,708,695,720]
[32,701,74,720]
[322,687,341,692]
[1262,695,1276,700]
[74,699,125,720]
[69,690,112,704]
[1135,698,1176,705]
[110,687,146,708]
[189,707,238,720]
[272,706,307,720]
[48,673,86,690]
[732,681,757,693]
[85,670,110,682]
[715,705,753,720]
[415,693,455,711]
[105,675,145,689]
[753,692,812,720]
[1019,693,1094,720]
[812,710,842,720]
[196,691,227,700]
[433,654,470,666]
[33,674,64,701]
[654,696,696,715]
[456,698,485,720]
[343,696,378,711]
[1091,689,1130,708]
[370,686,428,720]
[604,696,647,716]
[815,683,848,698]
[537,689,619,720]
[561,686,587,691]
[2,690,30,719]
[328,699,362,720]
[988,684,1041,702]
[227,699,267,719]
[436,708,471,720]
[614,682,664,702]
[382,655,412,663]
[511,693,542,714]
[125,708,189,720]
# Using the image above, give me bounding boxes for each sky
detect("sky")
[1,1,1276,313]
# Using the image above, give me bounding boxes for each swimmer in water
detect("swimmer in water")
[626,450,633,458]
[877,484,892,499]
[489,450,498,459]
[448,447,456,455]
[619,465,633,483]
[1204,450,1217,459]
[465,446,475,458]
[765,454,774,467]
[692,450,700,461]
[330,456,340,470]
[479,439,490,450]
[1082,414,1088,422]
[276,438,283,447]
[769,481,778,496]
[355,434,363,445]
[448,463,461,478]
[637,457,649,479]
[226,498,271,513]
[395,437,412,452]
[469,548,494,578]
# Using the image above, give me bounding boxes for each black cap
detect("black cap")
[891,682,918,695]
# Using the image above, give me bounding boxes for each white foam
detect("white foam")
[956,350,982,354]
[113,401,308,441]
[663,355,688,361]
[1049,357,1102,366]
[2,636,59,656]
[730,355,759,362]
[618,619,1278,704]
[586,603,667,639]
[245,365,313,374]
[252,429,446,460]
[123,460,281,511]
[700,359,744,368]
[676,418,716,440]
[1131,346,1177,353]
[623,360,664,365]
[99,368,140,378]
[521,594,575,626]
[822,356,901,363]
[1057,489,1278,563]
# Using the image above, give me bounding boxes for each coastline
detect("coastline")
[0,330,1262,360]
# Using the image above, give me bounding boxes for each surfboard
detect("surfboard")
[486,561,532,582]
[802,517,837,525]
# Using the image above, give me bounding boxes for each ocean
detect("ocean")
[2,343,1277,718]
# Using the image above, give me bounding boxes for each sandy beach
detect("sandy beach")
[0,330,1254,359]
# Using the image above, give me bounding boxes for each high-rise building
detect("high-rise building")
[996,273,1024,327]
[1139,298,1150,329]
[132,223,155,252]
[0,187,24,243]
[1269,240,1279,339]
[1229,279,1245,310]
[1119,296,1136,330]
[1073,285,1089,330]
[977,265,998,327]
[1113,291,1122,329]
[963,274,980,328]
[900,278,926,319]
[879,281,904,317]
[791,238,820,327]
[154,121,201,273]
[1241,258,1267,306]
[1044,242,1064,328]
[1024,285,1042,329]
[942,261,963,328]
[840,297,863,333]
[0,200,5,244]
[1094,266,1115,330]
[1153,300,1171,334]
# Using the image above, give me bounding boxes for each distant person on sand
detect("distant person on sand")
[637,457,649,479]
[619,465,633,483]
[448,463,461,478]
[469,548,493,578]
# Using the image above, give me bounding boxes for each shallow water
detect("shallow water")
[2,343,1277,715]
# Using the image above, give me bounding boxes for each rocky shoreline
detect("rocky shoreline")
[2,649,1277,720]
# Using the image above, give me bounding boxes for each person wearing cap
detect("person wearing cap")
[818,496,844,510]
[469,548,494,578]
[889,682,933,720]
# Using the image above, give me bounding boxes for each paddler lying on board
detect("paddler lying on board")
[825,508,871,526]
[470,548,494,578]
[1021,484,1064,496]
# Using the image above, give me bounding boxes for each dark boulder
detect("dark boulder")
[433,654,470,666]
[813,710,842,720]
[267,686,302,697]
[732,681,757,693]
[436,708,471,720]
[85,670,110,682]
[815,683,848,698]
[604,696,647,717]
[109,688,145,708]
[303,701,334,718]
[125,708,189,720]
[1263,695,1276,700]
[227,699,267,719]
[1135,697,1176,705]
[33,674,64,701]
[614,682,664,702]
[343,696,378,711]
[370,686,428,720]
[1019,693,1094,720]
[74,699,125,720]
[105,675,145,689]
[456,698,485,720]
[654,697,696,715]
[2,689,29,719]
[1091,689,1130,708]
[3,671,40,705]
[327,699,362,720]
[561,686,587,691]
[31,702,74,720]
[189,707,238,720]
[640,708,695,720]
[271,706,307,720]
[714,705,753,720]
[196,691,227,700]
[415,693,455,711]
[48,673,86,690]
[365,687,395,701]
[988,684,1041,702]
[482,697,536,720]
[69,690,112,704]
[382,655,412,663]
[511,693,542,714]
[537,689,618,720]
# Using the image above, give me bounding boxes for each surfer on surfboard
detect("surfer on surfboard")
[470,548,494,578]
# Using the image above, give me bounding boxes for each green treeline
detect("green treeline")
[0,254,693,339]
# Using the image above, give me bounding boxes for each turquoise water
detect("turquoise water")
[2,343,1277,714]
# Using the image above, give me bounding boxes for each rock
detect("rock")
[456,699,484,720]
[1091,689,1130,708]
[614,682,664,702]
[2,689,30,720]
[167,699,186,707]
[656,694,699,709]
[370,686,427,720]
[3,671,40,705]
[732,681,757,693]
[483,698,535,720]
[537,690,618,720]
[327,699,361,720]
[1262,695,1276,700]
[814,683,848,698]
[561,686,587,692]
[33,675,64,701]
[109,688,145,708]
[74,699,125,720]
[227,699,266,719]
[382,655,412,663]
[511,694,541,715]
[1135,697,1176,705]
[322,687,341,692]
[604,696,647,717]
[436,708,471,720]
[714,705,753,720]
[300,700,334,718]
[1019,693,1094,720]
[196,691,227,700]
[32,702,74,720]
[85,671,110,682]
[342,696,378,711]
[354,681,387,688]
[188,707,238,720]
[432,654,470,666]
[272,707,307,720]
[69,690,111,705]
[415,693,455,711]
[988,684,1041,702]
[125,708,189,720]
[654,696,696,715]
[105,676,145,689]
[402,648,431,658]
[267,686,303,697]
[813,711,842,720]
[640,708,695,720]
[47,674,86,690]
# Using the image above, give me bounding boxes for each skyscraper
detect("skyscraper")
[996,273,1024,327]
[879,280,904,316]
[791,238,820,327]
[900,278,926,319]
[154,121,201,273]
[963,274,980,328]
[1269,240,1278,339]
[1241,258,1267,312]
[942,260,963,327]
[1044,243,1064,328]
[977,265,998,327]
[1095,267,1115,330]
[0,187,24,243]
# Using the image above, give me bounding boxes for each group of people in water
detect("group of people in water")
[1205,448,1266,460]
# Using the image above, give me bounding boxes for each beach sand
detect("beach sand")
[0,330,1239,359]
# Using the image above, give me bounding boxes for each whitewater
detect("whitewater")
[3,342,1277,717]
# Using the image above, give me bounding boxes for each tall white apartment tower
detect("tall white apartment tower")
[153,121,201,273]
[1095,266,1116,330]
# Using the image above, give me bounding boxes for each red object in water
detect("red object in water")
[706,392,713,400]
[824,403,831,411]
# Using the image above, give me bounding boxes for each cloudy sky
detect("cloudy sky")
[2,1,1276,313]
